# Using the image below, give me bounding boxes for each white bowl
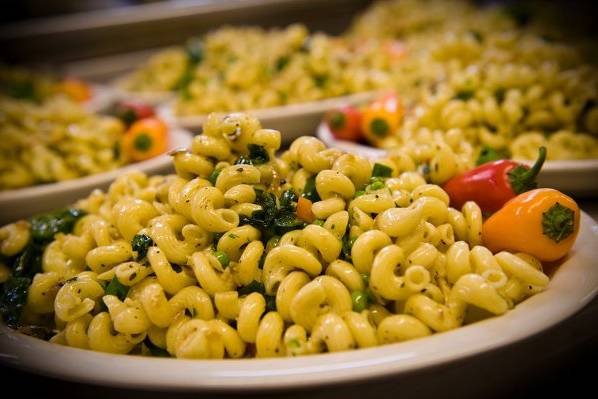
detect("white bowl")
[158,91,379,144]
[1,212,597,391]
[110,75,175,107]
[0,128,192,224]
[317,122,598,197]
[84,84,118,113]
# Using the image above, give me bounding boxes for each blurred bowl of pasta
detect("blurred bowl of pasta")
[158,91,378,143]
[0,127,192,224]
[318,122,598,196]
[0,211,596,390]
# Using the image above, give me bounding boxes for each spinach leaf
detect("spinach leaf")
[30,208,86,245]
[208,167,222,186]
[12,242,43,278]
[274,211,305,235]
[279,189,298,211]
[265,295,277,312]
[371,163,392,178]
[248,144,269,165]
[453,89,475,102]
[0,277,31,327]
[131,234,153,260]
[144,337,171,357]
[104,276,129,302]
[301,176,320,202]
[275,56,290,71]
[238,280,266,296]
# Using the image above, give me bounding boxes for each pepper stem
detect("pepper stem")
[542,202,575,243]
[520,146,547,186]
[508,146,547,194]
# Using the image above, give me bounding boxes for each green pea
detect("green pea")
[368,180,385,190]
[351,291,368,312]
[214,251,230,267]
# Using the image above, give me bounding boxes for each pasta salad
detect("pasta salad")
[121,24,400,116]
[0,112,579,358]
[340,0,598,161]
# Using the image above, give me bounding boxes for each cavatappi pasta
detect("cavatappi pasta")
[349,0,598,161]
[121,24,400,115]
[0,96,126,190]
[0,113,551,359]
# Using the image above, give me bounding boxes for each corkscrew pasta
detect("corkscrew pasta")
[0,112,552,359]
[349,0,598,161]
[121,24,401,116]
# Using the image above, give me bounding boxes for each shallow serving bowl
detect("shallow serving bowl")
[157,91,378,143]
[0,212,596,392]
[0,128,192,224]
[318,122,598,197]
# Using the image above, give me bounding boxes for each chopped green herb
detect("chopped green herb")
[275,56,290,71]
[469,30,483,43]
[313,219,325,226]
[30,208,86,245]
[186,41,204,65]
[131,234,153,260]
[314,74,328,88]
[266,236,281,252]
[266,295,277,312]
[12,242,43,278]
[247,144,269,165]
[453,90,475,101]
[371,163,392,178]
[208,168,222,186]
[0,277,31,327]
[301,176,321,202]
[354,190,365,198]
[214,251,230,267]
[113,141,121,160]
[494,87,506,104]
[238,280,266,296]
[368,180,385,191]
[104,276,129,302]
[279,189,298,211]
[144,337,171,357]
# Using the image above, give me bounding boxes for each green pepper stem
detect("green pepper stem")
[519,146,546,186]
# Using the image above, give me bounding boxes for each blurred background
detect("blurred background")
[2,0,597,81]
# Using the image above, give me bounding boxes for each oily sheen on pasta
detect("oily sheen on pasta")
[0,113,551,359]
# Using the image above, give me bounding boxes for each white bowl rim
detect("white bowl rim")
[0,128,192,202]
[1,212,597,392]
[317,121,598,171]
[158,91,380,128]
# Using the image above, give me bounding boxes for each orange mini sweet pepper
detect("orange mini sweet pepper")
[361,93,403,146]
[482,188,580,262]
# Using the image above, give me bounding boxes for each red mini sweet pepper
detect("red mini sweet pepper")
[443,147,546,213]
